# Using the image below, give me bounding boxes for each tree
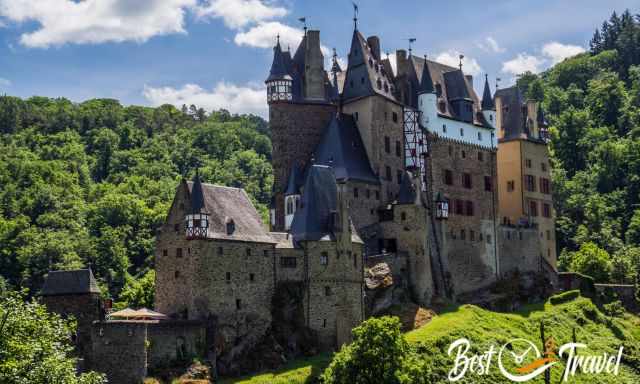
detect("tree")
[0,291,105,384]
[321,316,429,384]
[115,269,155,310]
[568,242,612,282]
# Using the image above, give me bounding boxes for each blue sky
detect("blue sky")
[0,0,637,118]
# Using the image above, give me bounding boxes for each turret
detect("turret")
[265,36,293,104]
[418,56,437,128]
[481,74,496,128]
[185,172,209,239]
[284,165,303,230]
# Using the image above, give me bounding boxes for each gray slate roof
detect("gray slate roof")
[190,173,206,214]
[342,31,397,103]
[266,41,293,82]
[481,74,495,110]
[290,165,338,242]
[495,86,526,140]
[313,114,379,184]
[187,182,275,243]
[284,164,304,196]
[40,269,100,296]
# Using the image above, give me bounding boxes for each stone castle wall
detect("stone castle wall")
[345,180,382,231]
[91,322,148,384]
[497,226,542,276]
[269,102,336,230]
[426,134,499,295]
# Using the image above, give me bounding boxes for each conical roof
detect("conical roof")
[266,39,292,82]
[191,172,205,214]
[418,57,435,94]
[481,74,495,110]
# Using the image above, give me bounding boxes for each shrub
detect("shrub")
[550,290,581,305]
[603,300,625,317]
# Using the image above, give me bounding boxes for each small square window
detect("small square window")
[174,270,180,279]
[442,124,447,133]
[478,132,482,141]
[176,248,183,258]
[320,252,328,265]
[526,159,532,168]
[226,272,231,281]
[460,128,464,137]
[249,273,255,282]
[236,299,242,310]
[461,150,466,159]
[324,286,332,296]
[478,152,484,162]
[392,112,398,123]
[162,249,168,257]
[246,248,251,257]
[354,188,359,198]
[263,249,269,257]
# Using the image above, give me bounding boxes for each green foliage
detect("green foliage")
[549,289,580,305]
[115,269,155,310]
[0,291,105,384]
[602,300,625,317]
[565,242,612,283]
[0,97,271,301]
[321,316,433,384]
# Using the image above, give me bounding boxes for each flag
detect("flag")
[298,17,306,23]
[409,38,417,43]
[353,2,358,13]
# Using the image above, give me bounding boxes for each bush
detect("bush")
[550,290,581,305]
[603,300,625,317]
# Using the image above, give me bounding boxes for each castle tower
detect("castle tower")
[417,56,437,128]
[481,74,496,128]
[495,86,556,269]
[266,32,336,231]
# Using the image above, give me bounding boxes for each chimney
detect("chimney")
[396,49,408,77]
[304,30,326,100]
[367,36,381,60]
[465,75,473,85]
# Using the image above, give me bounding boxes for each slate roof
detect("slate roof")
[481,74,495,110]
[266,41,292,82]
[187,182,275,243]
[313,114,379,184]
[342,30,397,103]
[284,164,304,195]
[397,171,418,205]
[411,56,490,127]
[190,173,206,214]
[418,57,435,94]
[40,269,100,296]
[290,165,338,242]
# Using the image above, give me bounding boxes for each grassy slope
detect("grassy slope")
[220,295,640,383]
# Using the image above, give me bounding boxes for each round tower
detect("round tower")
[481,74,496,128]
[418,56,437,129]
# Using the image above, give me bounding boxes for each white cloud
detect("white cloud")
[542,41,585,64]
[234,21,303,49]
[435,50,483,76]
[0,0,196,48]
[193,0,287,29]
[0,77,10,87]
[143,82,267,118]
[477,37,505,53]
[501,53,545,75]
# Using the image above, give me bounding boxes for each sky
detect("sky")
[0,0,637,119]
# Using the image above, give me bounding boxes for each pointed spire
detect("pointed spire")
[331,48,342,73]
[352,2,358,30]
[191,170,205,214]
[481,74,495,110]
[418,55,434,94]
[266,35,291,83]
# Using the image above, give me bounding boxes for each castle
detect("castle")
[39,16,558,384]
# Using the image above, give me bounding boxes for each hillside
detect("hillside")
[0,98,272,303]
[220,295,640,383]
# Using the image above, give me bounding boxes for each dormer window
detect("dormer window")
[226,218,235,235]
[368,58,373,67]
[384,83,389,92]
[377,78,382,90]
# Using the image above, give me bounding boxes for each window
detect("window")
[226,272,231,281]
[484,176,492,191]
[236,299,242,310]
[465,201,474,216]
[401,212,407,221]
[246,248,251,257]
[320,252,329,265]
[384,112,388,120]
[487,234,492,244]
[217,247,223,255]
[324,286,332,296]
[543,203,551,218]
[460,229,466,240]
[525,159,532,168]
[386,166,392,181]
[541,178,551,194]
[478,132,482,141]
[280,257,297,268]
[460,128,464,137]
[541,162,547,172]
[361,77,365,84]
[529,201,538,217]
[226,219,235,235]
[355,112,359,121]
[525,175,536,192]
[546,230,551,240]
[375,190,380,200]
[470,230,475,241]
[397,170,403,185]
[366,189,371,198]
[448,146,453,157]
[174,223,180,232]
[435,83,442,96]
[455,199,464,215]
[444,170,453,185]
[478,152,484,161]
[442,124,447,133]
[249,273,255,282]
[461,150,466,159]
[395,141,402,157]
[392,112,398,123]
[376,78,382,90]
[323,319,327,328]
[384,136,390,153]
[354,253,358,268]
[354,188,359,198]
[162,249,168,257]
[176,248,183,258]
[462,173,472,189]
[507,180,515,192]
[174,270,180,279]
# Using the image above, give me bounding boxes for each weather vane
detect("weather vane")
[298,17,307,34]
[352,2,359,30]
[407,38,416,54]
[459,54,464,70]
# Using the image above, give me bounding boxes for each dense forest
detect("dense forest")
[1,10,640,309]
[515,9,640,287]
[0,99,272,306]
